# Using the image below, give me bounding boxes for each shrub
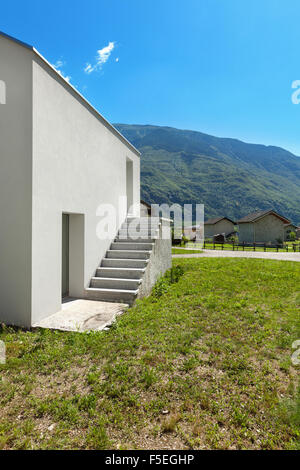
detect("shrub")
[152,277,170,299]
[227,235,238,243]
[181,235,189,246]
[152,265,185,299]
[168,264,184,283]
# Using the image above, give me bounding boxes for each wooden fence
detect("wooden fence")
[201,241,300,252]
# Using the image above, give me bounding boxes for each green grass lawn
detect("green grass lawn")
[0,258,299,450]
[172,248,203,254]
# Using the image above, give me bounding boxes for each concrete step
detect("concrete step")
[120,227,159,234]
[84,217,161,305]
[96,267,145,279]
[106,250,151,259]
[118,229,158,238]
[121,221,160,229]
[122,221,160,228]
[115,237,156,243]
[85,287,138,304]
[101,258,149,268]
[91,277,141,290]
[126,217,159,224]
[111,242,154,251]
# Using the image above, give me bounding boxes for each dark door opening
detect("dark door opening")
[62,214,69,298]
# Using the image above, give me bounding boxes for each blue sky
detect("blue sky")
[1,0,300,154]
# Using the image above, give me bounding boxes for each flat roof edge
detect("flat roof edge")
[0,30,33,50]
[0,31,141,157]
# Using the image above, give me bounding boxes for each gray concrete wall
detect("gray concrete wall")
[137,218,172,298]
[0,37,33,327]
[239,215,285,244]
[205,219,234,238]
[238,223,254,244]
[254,214,285,243]
[31,56,140,324]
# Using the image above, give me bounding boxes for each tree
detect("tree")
[289,231,296,241]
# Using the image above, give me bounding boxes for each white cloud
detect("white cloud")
[84,41,116,74]
[84,63,93,74]
[52,59,71,83]
[115,57,119,63]
[53,59,64,68]
[56,70,71,83]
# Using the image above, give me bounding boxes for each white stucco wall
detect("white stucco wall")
[31,56,140,324]
[0,37,33,327]
[0,34,140,327]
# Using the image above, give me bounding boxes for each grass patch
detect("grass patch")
[172,248,203,254]
[0,258,299,449]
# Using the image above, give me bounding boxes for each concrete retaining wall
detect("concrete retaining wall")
[137,218,172,299]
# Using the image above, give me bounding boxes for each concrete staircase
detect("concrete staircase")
[85,217,161,304]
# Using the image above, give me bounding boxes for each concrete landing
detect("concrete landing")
[33,299,129,332]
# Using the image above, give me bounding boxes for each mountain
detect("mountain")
[115,124,300,224]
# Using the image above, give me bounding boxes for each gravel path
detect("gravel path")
[173,249,300,262]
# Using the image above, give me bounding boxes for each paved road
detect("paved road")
[173,249,300,262]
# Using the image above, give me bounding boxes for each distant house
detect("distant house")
[204,217,236,239]
[184,225,203,241]
[284,223,298,241]
[238,210,290,244]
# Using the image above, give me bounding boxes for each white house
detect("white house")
[0,32,171,328]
